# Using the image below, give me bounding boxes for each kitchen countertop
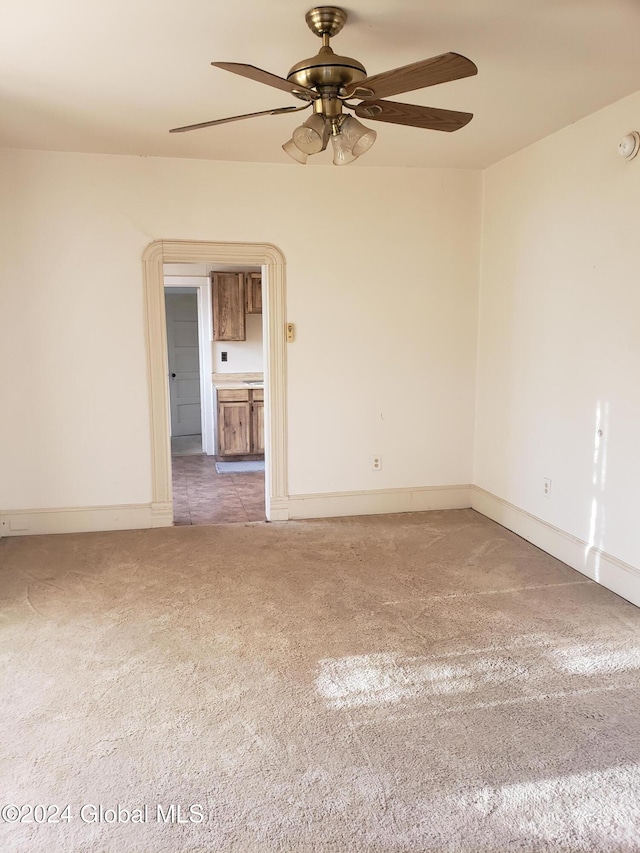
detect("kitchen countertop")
[212,372,264,390]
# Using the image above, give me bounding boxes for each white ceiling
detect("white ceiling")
[2,0,639,169]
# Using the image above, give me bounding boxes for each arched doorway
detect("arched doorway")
[142,240,289,524]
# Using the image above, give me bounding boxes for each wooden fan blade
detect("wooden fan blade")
[345,52,477,100]
[212,62,317,99]
[169,104,308,133]
[354,99,473,132]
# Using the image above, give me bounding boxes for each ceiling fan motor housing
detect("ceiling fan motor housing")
[288,7,366,95]
[288,47,367,92]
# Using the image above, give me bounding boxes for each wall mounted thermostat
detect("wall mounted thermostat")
[618,131,640,160]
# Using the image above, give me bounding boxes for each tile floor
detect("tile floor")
[172,453,266,525]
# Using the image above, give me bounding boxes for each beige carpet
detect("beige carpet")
[1,509,640,852]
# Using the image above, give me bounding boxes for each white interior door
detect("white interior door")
[165,291,202,436]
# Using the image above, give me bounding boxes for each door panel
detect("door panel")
[218,402,251,455]
[165,292,202,437]
[244,272,262,314]
[252,401,265,454]
[213,272,246,340]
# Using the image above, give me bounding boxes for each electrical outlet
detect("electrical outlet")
[543,478,551,498]
[221,352,228,362]
[372,456,382,471]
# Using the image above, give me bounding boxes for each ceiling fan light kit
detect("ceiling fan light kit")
[286,112,376,165]
[341,116,377,157]
[170,6,478,166]
[331,127,358,166]
[292,113,330,155]
[282,137,309,164]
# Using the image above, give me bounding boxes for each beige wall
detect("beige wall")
[214,314,263,374]
[475,90,640,569]
[1,86,639,590]
[0,150,481,510]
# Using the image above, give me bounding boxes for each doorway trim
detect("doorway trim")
[142,239,289,524]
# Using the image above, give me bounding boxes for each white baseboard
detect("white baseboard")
[267,497,290,522]
[0,502,172,537]
[287,484,472,520]
[150,502,174,528]
[470,486,640,608]
[3,487,637,610]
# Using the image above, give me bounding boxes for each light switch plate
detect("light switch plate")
[286,323,295,343]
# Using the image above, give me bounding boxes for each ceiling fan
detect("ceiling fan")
[170,6,478,165]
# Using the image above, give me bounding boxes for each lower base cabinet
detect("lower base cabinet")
[217,388,264,457]
[251,400,265,455]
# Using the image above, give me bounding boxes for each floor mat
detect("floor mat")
[215,460,265,473]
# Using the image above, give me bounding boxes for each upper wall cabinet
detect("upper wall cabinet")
[212,272,245,341]
[244,272,262,315]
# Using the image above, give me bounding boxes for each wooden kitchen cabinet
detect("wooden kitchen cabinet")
[251,399,264,455]
[212,272,245,341]
[218,398,251,455]
[244,272,262,315]
[217,388,264,457]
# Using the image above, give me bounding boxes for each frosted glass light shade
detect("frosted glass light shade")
[282,137,308,164]
[341,115,377,157]
[292,114,328,155]
[331,131,357,166]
